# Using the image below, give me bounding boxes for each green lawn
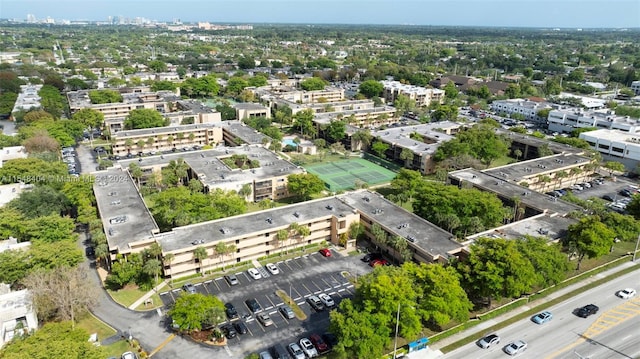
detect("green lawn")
[489,155,517,168]
[76,313,116,341]
[134,292,163,311]
[108,285,148,308]
[104,340,136,358]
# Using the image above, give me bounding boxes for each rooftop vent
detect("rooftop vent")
[363,196,370,202]
[110,200,121,205]
[406,236,416,243]
[265,218,273,224]
[372,208,383,214]
[220,228,230,234]
[326,205,334,210]
[108,191,117,196]
[191,239,205,245]
[293,211,300,218]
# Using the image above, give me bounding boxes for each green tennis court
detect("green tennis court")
[305,158,397,191]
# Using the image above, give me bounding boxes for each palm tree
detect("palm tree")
[238,183,253,200]
[296,225,311,252]
[128,163,144,187]
[352,129,372,151]
[94,243,109,267]
[167,158,189,186]
[371,223,388,249]
[163,253,175,283]
[193,246,208,275]
[124,139,134,154]
[148,242,163,260]
[143,258,162,286]
[214,242,236,271]
[276,229,289,255]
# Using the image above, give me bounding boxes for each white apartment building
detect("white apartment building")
[11,85,42,118]
[579,129,640,169]
[548,108,640,134]
[0,284,38,348]
[380,80,444,107]
[490,99,552,123]
[631,81,640,96]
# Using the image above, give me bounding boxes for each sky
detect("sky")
[1,0,639,28]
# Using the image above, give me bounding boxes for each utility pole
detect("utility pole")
[633,234,640,262]
[393,303,400,359]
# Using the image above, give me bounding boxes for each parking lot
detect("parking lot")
[159,249,373,358]
[562,176,639,212]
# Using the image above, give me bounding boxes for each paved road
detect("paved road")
[441,268,640,359]
[76,143,99,174]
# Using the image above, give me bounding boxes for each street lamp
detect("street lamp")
[633,234,640,262]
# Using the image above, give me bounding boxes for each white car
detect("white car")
[265,263,279,275]
[288,343,305,359]
[121,352,138,359]
[299,337,319,358]
[503,340,527,356]
[247,268,262,280]
[617,288,636,299]
[318,293,335,308]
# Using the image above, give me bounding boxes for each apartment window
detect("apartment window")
[612,147,623,153]
[598,144,610,150]
[339,221,346,229]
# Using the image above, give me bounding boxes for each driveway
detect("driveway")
[76,143,100,174]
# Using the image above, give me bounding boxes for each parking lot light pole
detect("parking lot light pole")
[393,303,400,359]
[633,234,640,262]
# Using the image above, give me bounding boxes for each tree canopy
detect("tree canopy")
[300,77,327,91]
[123,108,168,130]
[168,293,225,332]
[88,89,122,104]
[0,321,106,359]
[564,215,616,270]
[434,124,511,166]
[358,80,383,98]
[287,173,325,199]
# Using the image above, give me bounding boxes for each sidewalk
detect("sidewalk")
[129,280,169,310]
[415,260,639,358]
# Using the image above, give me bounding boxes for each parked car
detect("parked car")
[616,288,637,299]
[225,274,239,286]
[121,352,138,359]
[602,194,614,201]
[619,189,633,197]
[300,337,319,358]
[576,304,599,318]
[318,293,335,308]
[248,268,262,280]
[531,311,553,324]
[307,295,324,311]
[309,333,329,354]
[503,340,527,355]
[265,263,280,275]
[361,252,382,262]
[257,312,274,327]
[279,304,295,319]
[245,298,263,313]
[234,321,248,335]
[259,351,274,359]
[321,333,338,350]
[182,283,196,294]
[221,324,237,339]
[288,343,305,359]
[319,248,332,257]
[477,334,500,349]
[272,344,291,359]
[369,258,389,267]
[225,303,238,319]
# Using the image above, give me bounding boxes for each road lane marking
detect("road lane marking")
[148,333,176,357]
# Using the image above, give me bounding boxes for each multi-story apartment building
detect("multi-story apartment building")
[279,87,345,104]
[94,166,462,278]
[631,81,640,96]
[315,106,398,129]
[380,80,445,107]
[235,103,271,120]
[548,108,640,134]
[579,129,640,170]
[10,85,42,119]
[110,123,224,156]
[490,98,553,123]
[369,121,462,174]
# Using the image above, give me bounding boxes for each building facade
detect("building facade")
[381,80,445,107]
[490,99,552,123]
[548,108,640,134]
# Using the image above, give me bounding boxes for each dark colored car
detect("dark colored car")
[602,195,614,201]
[322,333,338,350]
[233,321,248,335]
[307,295,324,311]
[577,304,599,318]
[619,189,633,197]
[85,246,95,257]
[271,344,292,359]
[225,303,238,319]
[361,252,383,262]
[221,324,237,339]
[245,298,263,313]
[309,333,329,354]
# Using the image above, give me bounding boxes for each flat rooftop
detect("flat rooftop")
[449,168,583,216]
[118,146,304,192]
[496,128,585,155]
[157,196,356,252]
[371,121,458,155]
[339,190,462,259]
[221,120,271,144]
[112,122,221,139]
[466,213,576,242]
[93,168,159,251]
[484,153,592,184]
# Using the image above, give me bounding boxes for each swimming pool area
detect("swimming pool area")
[282,138,298,148]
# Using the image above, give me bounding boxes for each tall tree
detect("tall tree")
[564,216,616,270]
[287,173,325,200]
[168,293,225,333]
[358,80,383,98]
[193,246,208,275]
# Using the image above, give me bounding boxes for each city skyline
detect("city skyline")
[3,0,640,28]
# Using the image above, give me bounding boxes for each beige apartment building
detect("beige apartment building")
[110,123,224,156]
[381,80,445,107]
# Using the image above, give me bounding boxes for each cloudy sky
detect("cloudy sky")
[2,0,639,28]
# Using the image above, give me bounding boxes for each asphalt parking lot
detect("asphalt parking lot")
[569,176,637,205]
[159,249,373,358]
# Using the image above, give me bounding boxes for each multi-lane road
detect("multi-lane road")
[443,269,640,359]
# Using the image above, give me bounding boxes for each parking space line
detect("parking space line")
[300,283,314,296]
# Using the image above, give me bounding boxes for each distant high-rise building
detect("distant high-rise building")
[26,14,36,23]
